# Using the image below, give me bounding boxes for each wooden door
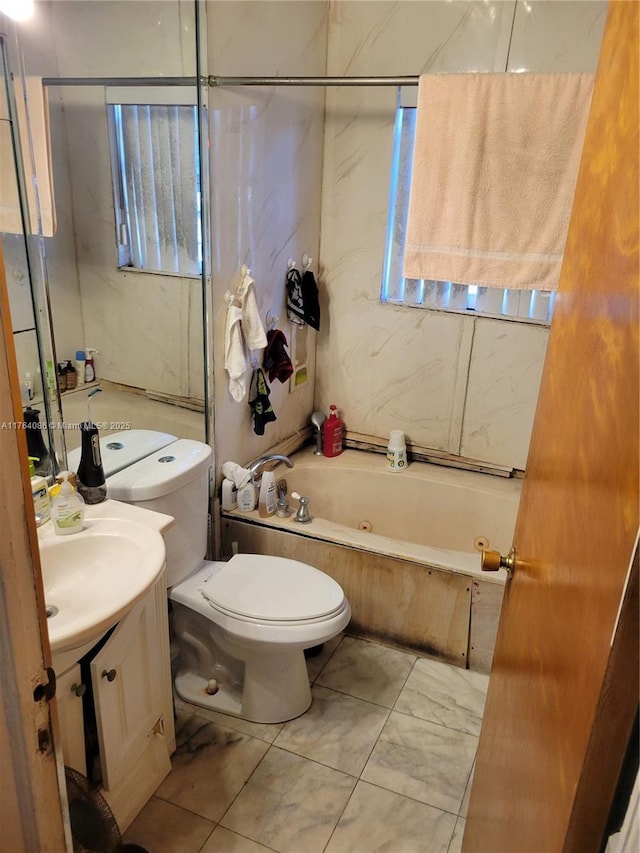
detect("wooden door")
[464,3,639,852]
[0,250,67,848]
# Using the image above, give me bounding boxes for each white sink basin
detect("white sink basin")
[39,517,166,656]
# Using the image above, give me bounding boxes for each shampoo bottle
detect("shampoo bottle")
[237,478,257,512]
[387,430,407,472]
[75,350,86,387]
[258,470,277,517]
[322,404,344,457]
[51,472,85,535]
[221,478,238,511]
[85,348,98,383]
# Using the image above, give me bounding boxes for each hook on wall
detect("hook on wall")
[287,258,297,271]
[241,264,251,277]
[302,253,313,271]
[266,310,279,330]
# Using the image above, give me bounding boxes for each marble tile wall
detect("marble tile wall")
[206,1,328,471]
[318,0,607,470]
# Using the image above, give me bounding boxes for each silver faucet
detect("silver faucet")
[310,411,326,456]
[247,454,294,479]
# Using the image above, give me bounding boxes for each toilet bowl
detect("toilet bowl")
[102,433,351,723]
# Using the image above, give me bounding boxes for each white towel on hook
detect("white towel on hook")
[237,271,268,350]
[224,302,247,402]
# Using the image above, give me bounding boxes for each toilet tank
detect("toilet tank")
[106,439,213,588]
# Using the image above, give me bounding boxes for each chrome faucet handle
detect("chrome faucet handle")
[291,492,312,523]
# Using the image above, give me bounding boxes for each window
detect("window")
[108,96,202,276]
[381,90,555,324]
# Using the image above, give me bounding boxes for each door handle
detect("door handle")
[482,547,517,575]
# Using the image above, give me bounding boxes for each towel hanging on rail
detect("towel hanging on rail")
[403,72,594,291]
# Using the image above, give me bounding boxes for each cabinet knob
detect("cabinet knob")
[102,668,117,682]
[71,682,87,697]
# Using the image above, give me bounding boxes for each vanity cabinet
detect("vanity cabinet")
[56,664,87,776]
[56,577,175,832]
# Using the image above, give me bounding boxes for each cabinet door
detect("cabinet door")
[90,583,170,791]
[55,664,86,775]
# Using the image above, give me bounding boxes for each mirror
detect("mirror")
[1,1,207,468]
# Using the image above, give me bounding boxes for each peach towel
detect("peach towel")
[0,76,56,237]
[403,73,594,291]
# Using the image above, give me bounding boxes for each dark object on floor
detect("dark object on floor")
[304,643,324,659]
[65,766,149,853]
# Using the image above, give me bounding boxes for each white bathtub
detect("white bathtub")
[221,448,521,670]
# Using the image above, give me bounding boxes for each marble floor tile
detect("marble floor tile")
[201,825,275,852]
[221,746,356,853]
[306,632,344,682]
[394,658,489,736]
[317,635,416,707]
[362,711,478,814]
[122,796,214,853]
[174,694,284,744]
[448,817,466,853]
[274,684,389,776]
[325,780,457,853]
[155,714,270,822]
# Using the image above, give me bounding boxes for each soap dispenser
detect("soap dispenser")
[51,472,85,535]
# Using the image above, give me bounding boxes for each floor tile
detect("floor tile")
[220,746,356,853]
[306,633,344,682]
[394,658,489,736]
[318,635,416,707]
[201,825,275,852]
[325,780,457,853]
[362,711,478,814]
[175,694,284,744]
[448,817,466,853]
[155,714,269,822]
[122,796,214,853]
[274,684,389,776]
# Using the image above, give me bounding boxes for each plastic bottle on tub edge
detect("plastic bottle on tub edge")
[387,430,407,472]
[322,404,344,457]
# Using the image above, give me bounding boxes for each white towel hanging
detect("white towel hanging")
[237,270,267,350]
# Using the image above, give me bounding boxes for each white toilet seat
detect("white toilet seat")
[198,553,346,622]
[170,557,351,647]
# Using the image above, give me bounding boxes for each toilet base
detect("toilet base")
[174,647,312,724]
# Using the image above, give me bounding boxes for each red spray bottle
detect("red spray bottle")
[322,404,344,457]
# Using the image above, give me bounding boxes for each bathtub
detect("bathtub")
[220,448,521,672]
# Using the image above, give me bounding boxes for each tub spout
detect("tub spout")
[310,411,326,456]
[247,454,294,479]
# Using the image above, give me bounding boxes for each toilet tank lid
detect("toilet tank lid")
[67,429,178,478]
[106,439,213,502]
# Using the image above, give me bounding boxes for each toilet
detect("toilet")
[93,433,350,724]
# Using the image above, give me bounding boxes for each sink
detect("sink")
[39,517,166,657]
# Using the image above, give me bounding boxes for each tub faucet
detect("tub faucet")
[291,492,312,523]
[310,411,326,455]
[247,454,294,480]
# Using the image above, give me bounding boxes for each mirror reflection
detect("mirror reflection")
[1,1,206,468]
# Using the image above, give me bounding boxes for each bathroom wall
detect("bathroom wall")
[11,0,204,405]
[317,0,607,470]
[206,1,328,471]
